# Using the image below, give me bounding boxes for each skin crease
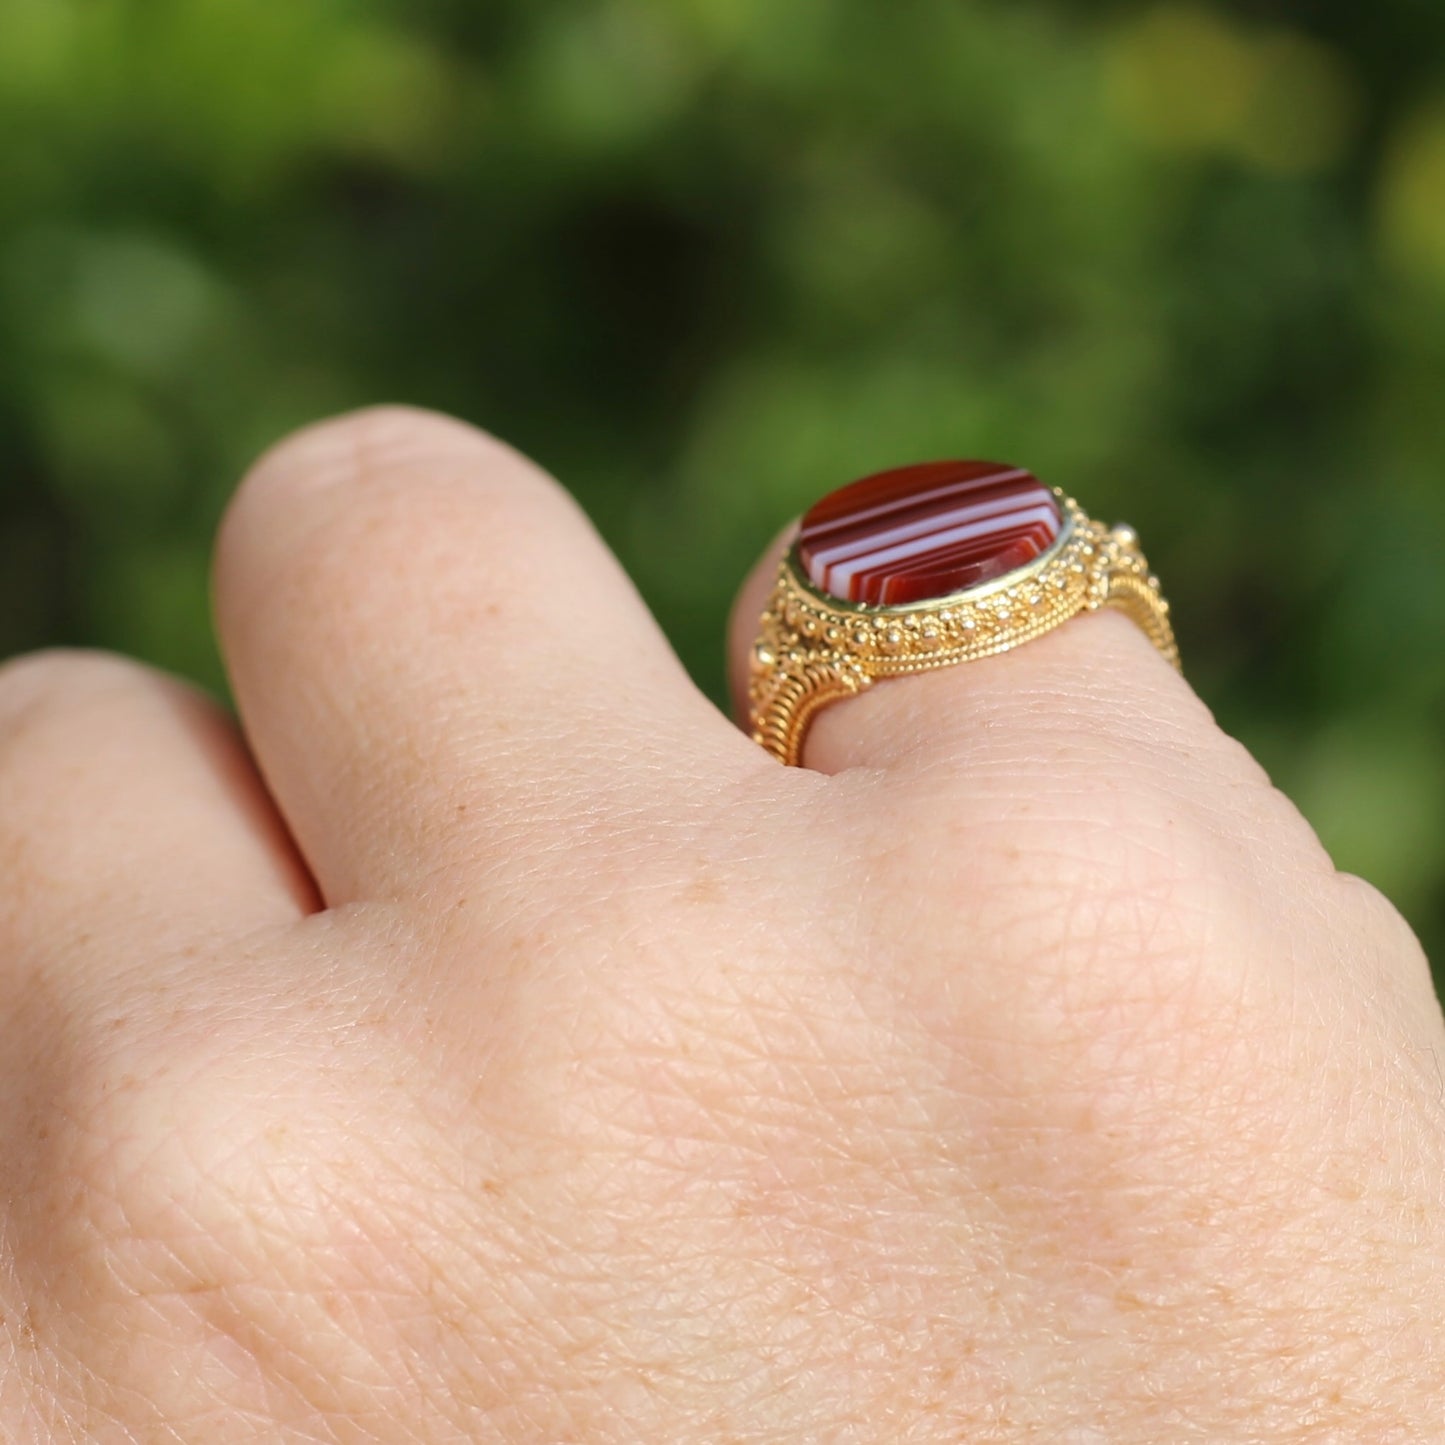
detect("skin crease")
[0,407,1441,1442]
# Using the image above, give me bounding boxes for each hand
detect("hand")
[2,407,1441,1440]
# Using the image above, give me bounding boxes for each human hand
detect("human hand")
[2,407,1441,1440]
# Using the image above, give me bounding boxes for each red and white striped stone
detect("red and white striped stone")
[796,461,1063,607]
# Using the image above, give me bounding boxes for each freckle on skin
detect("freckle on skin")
[684,873,726,906]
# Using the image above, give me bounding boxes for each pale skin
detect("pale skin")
[0,407,1441,1442]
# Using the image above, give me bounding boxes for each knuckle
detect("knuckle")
[1333,870,1419,942]
[223,406,546,556]
[216,407,575,635]
[0,980,541,1429]
[0,649,201,788]
[238,404,504,506]
[1,1022,436,1421]
[20,1012,441,1315]
[0,648,153,731]
[0,653,190,810]
[0,655,220,959]
[903,771,1226,949]
[1329,871,1437,1008]
[888,779,1275,1080]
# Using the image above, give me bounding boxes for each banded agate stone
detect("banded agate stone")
[796,461,1063,608]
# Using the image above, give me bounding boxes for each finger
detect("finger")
[0,651,315,977]
[215,406,758,905]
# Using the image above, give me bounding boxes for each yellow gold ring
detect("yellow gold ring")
[748,461,1179,766]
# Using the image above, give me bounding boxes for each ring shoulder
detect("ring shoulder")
[749,571,872,766]
[1089,521,1181,671]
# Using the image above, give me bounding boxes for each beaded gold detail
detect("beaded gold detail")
[749,494,1178,766]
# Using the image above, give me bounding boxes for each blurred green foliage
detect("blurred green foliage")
[0,0,1442,964]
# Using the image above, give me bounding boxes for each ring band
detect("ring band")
[748,461,1179,766]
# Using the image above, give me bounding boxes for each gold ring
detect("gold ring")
[748,461,1179,766]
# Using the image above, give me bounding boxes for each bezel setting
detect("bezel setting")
[749,490,1177,765]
